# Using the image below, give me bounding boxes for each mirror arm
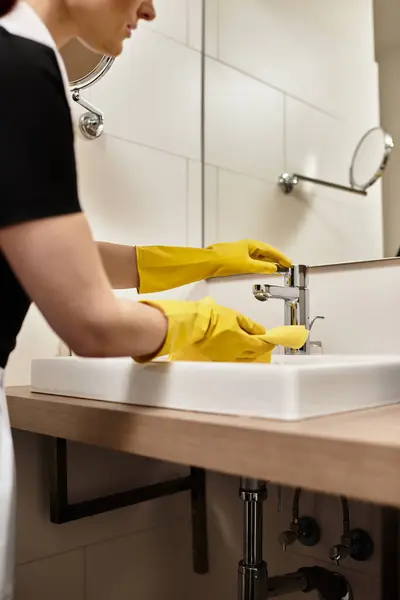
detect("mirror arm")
[71,89,104,140]
[71,89,104,121]
[278,173,368,197]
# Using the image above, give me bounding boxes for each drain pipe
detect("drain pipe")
[238,478,268,600]
[268,567,351,599]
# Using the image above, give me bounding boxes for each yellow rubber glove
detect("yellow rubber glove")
[134,296,308,363]
[136,240,292,294]
[171,320,309,363]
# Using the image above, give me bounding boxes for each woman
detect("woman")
[0,0,306,596]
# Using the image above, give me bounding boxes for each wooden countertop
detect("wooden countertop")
[7,386,400,507]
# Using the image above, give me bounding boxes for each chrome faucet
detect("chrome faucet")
[253,265,310,355]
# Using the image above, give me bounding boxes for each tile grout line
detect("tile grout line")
[216,1,220,61]
[185,0,190,48]
[283,94,287,172]
[16,514,189,568]
[186,158,190,247]
[216,167,220,242]
[103,131,201,164]
[203,160,283,186]
[204,55,343,122]
[143,22,201,53]
[201,0,206,248]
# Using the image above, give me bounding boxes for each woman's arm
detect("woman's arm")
[97,241,139,289]
[0,214,166,359]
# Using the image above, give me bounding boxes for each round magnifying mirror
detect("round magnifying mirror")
[349,126,394,191]
[60,40,114,139]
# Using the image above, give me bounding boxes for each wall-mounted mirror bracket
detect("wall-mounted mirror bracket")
[278,173,367,197]
[71,89,105,140]
[279,127,394,200]
[61,41,115,141]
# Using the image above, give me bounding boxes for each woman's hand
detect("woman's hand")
[205,239,292,276]
[134,296,308,363]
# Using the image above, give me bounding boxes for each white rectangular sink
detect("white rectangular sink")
[30,354,400,421]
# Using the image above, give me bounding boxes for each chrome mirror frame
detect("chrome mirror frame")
[349,126,394,192]
[69,56,115,140]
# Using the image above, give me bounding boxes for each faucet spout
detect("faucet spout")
[253,284,300,302]
[252,265,310,355]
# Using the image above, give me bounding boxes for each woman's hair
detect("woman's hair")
[0,0,17,17]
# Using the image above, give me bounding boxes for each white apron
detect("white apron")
[0,370,15,600]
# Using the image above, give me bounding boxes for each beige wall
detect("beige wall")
[8,0,385,598]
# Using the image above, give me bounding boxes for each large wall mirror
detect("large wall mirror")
[202,0,399,265]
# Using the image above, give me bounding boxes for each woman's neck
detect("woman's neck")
[25,0,75,48]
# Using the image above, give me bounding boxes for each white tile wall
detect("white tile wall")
[75,135,189,246]
[187,160,203,247]
[205,58,284,181]
[203,164,218,245]
[90,28,201,160]
[187,0,204,51]
[204,0,218,58]
[285,98,362,197]
[208,0,378,124]
[144,0,188,44]
[212,171,289,245]
[140,0,202,51]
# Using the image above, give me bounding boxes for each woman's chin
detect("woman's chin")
[79,36,124,58]
[107,38,125,57]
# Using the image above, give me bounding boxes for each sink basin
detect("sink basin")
[30,354,400,421]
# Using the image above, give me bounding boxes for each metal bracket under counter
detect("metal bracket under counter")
[46,437,209,575]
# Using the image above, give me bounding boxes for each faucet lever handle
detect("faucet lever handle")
[309,315,325,331]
